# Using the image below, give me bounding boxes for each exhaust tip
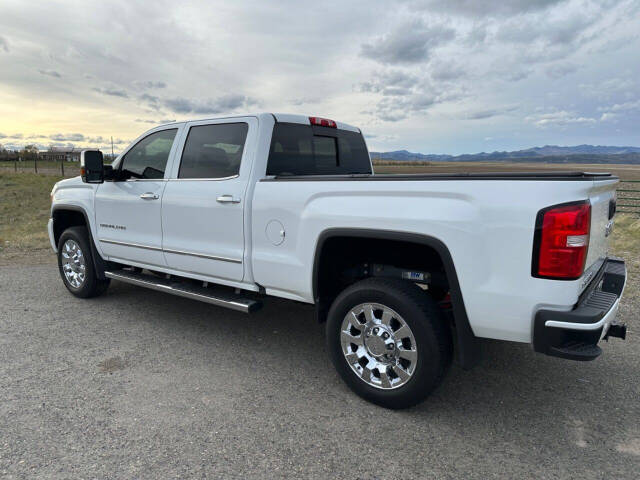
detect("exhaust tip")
[606,323,627,341]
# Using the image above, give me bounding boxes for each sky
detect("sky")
[0,0,639,155]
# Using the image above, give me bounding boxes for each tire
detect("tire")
[326,278,452,409]
[57,226,110,298]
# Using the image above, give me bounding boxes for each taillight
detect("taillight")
[309,116,337,128]
[532,201,591,280]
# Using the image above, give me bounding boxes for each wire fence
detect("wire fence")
[0,159,79,178]
[617,180,640,216]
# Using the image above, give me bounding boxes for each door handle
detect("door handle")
[140,192,159,200]
[216,195,241,204]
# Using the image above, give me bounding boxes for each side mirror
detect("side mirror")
[81,150,104,183]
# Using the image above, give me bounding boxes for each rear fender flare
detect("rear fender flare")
[312,228,480,369]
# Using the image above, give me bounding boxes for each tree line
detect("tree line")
[0,144,117,162]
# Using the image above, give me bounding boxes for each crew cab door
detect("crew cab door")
[94,127,180,266]
[161,117,256,282]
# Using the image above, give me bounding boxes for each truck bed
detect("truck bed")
[263,171,616,181]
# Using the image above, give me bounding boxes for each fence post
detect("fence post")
[34,156,38,173]
[14,159,17,172]
[61,160,64,176]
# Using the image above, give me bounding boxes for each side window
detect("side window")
[121,129,177,179]
[179,123,248,179]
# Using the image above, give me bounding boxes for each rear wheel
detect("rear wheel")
[57,226,110,298]
[326,278,452,409]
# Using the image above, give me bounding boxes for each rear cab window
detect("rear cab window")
[178,123,249,179]
[267,123,371,176]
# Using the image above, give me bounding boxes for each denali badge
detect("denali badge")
[100,223,127,231]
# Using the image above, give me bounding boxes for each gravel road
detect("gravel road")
[1,264,639,479]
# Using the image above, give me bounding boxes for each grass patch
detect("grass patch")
[0,172,62,261]
[610,213,640,287]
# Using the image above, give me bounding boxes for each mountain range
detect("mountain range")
[370,145,640,164]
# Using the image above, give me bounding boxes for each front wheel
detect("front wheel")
[57,226,110,298]
[326,278,452,409]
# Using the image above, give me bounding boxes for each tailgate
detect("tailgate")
[584,178,618,282]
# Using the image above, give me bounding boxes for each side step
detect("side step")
[104,270,262,313]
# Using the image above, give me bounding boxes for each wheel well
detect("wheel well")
[315,235,449,313]
[52,209,87,247]
[313,230,481,370]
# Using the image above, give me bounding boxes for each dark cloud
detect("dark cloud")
[135,118,176,124]
[164,94,254,114]
[374,93,439,122]
[92,87,129,98]
[138,93,161,110]
[38,69,61,78]
[49,133,85,142]
[133,80,167,89]
[465,24,488,45]
[290,97,321,106]
[0,35,9,52]
[429,62,466,81]
[407,0,565,17]
[497,14,594,46]
[463,105,519,120]
[359,68,467,121]
[361,20,455,65]
[359,70,420,94]
[48,142,77,149]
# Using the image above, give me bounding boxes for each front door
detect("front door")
[95,127,180,267]
[161,118,255,282]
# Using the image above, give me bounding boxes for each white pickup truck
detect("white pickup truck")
[48,113,627,408]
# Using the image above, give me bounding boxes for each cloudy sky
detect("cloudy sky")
[0,0,639,154]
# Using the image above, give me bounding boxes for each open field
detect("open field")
[0,172,62,264]
[374,161,640,180]
[0,160,79,178]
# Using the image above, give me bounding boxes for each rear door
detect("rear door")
[95,127,180,266]
[161,117,257,282]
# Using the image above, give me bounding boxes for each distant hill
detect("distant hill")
[370,145,640,164]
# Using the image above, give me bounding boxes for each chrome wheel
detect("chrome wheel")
[61,239,86,288]
[340,303,418,390]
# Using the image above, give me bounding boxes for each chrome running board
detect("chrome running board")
[104,270,262,313]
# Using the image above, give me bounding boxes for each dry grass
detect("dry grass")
[374,161,640,180]
[0,172,62,264]
[610,214,640,294]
